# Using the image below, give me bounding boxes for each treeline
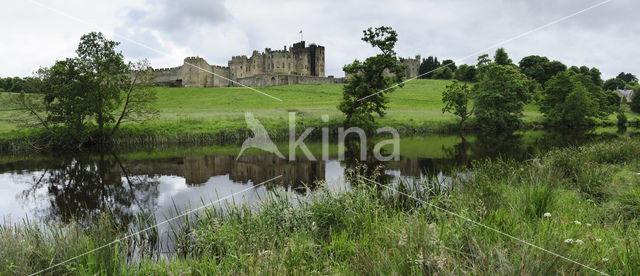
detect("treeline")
[421,50,639,97]
[441,48,637,130]
[0,76,45,93]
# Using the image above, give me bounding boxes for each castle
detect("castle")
[151,41,421,88]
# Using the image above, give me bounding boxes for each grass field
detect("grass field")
[1,79,639,143]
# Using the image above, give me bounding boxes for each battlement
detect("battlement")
[150,40,330,87]
[184,56,206,61]
[152,66,181,72]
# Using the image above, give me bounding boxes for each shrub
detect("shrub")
[617,112,628,126]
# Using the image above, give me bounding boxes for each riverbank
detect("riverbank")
[1,80,639,153]
[2,137,639,275]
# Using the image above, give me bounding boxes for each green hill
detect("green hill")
[1,79,638,139]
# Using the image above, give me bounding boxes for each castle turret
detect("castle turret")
[182,57,212,88]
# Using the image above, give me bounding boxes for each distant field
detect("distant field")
[0,79,638,136]
[152,78,455,121]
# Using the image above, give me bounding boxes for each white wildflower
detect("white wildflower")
[574,220,581,225]
[595,238,602,242]
[543,212,551,218]
[414,251,425,265]
[575,239,584,245]
[602,258,609,262]
[586,223,592,227]
[564,238,574,244]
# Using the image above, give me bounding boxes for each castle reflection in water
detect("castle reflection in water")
[122,155,326,188]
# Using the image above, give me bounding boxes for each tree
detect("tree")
[432,67,453,79]
[617,72,638,84]
[476,54,491,69]
[339,26,405,128]
[442,80,474,130]
[518,55,567,86]
[519,55,548,84]
[560,84,596,126]
[22,76,45,94]
[43,57,95,140]
[473,64,531,130]
[589,68,603,87]
[454,64,477,82]
[441,59,457,71]
[419,56,439,79]
[545,61,567,81]
[110,59,159,136]
[494,48,512,66]
[541,71,614,126]
[22,32,157,147]
[603,78,625,91]
[631,87,640,113]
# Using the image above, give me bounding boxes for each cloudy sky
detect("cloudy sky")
[0,0,637,79]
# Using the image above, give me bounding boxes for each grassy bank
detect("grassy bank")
[2,137,640,275]
[2,80,639,152]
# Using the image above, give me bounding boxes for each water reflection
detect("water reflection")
[17,152,160,227]
[1,128,635,226]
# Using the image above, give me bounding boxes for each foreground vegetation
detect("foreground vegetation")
[2,137,640,275]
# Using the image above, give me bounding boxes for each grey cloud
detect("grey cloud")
[2,0,638,79]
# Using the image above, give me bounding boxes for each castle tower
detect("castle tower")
[181,57,212,88]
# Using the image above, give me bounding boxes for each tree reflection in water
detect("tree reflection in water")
[19,151,160,229]
[11,128,629,228]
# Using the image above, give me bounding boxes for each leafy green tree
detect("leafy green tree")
[22,76,44,93]
[520,55,550,84]
[339,26,405,128]
[9,77,23,92]
[518,55,566,86]
[476,54,491,69]
[454,64,477,82]
[441,59,457,71]
[589,68,603,87]
[603,78,626,91]
[442,80,474,130]
[630,88,640,113]
[617,112,628,126]
[43,58,95,140]
[579,66,590,75]
[494,48,512,66]
[418,56,439,79]
[473,64,531,130]
[541,71,615,126]
[432,67,453,79]
[568,66,580,74]
[617,72,638,84]
[33,32,157,146]
[560,84,596,126]
[545,61,567,80]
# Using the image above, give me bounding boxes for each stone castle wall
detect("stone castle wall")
[153,41,331,88]
[235,74,345,87]
[151,41,417,88]
[152,66,182,87]
[402,55,421,79]
[181,57,212,88]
